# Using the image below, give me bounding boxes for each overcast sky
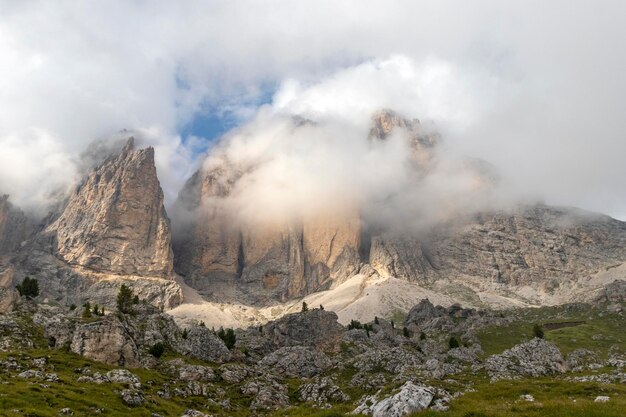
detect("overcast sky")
[0,1,625,220]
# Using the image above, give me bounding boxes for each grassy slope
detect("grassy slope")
[0,304,624,417]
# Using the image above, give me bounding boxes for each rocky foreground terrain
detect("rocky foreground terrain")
[0,282,624,416]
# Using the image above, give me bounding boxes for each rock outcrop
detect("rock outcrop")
[485,338,567,381]
[42,138,174,278]
[370,205,626,289]
[173,165,361,304]
[260,309,345,352]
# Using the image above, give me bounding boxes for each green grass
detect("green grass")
[477,304,625,357]
[418,377,626,417]
[1,303,624,416]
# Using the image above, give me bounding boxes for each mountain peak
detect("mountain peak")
[43,140,174,277]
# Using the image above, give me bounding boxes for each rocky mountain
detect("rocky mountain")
[172,158,362,304]
[171,110,446,304]
[41,137,173,277]
[1,137,181,309]
[171,110,625,312]
[0,111,624,321]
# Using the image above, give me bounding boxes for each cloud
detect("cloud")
[0,1,625,220]
[188,57,502,232]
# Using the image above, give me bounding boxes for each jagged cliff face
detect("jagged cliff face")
[173,161,362,303]
[369,205,626,288]
[43,138,174,278]
[0,195,31,260]
[173,110,625,305]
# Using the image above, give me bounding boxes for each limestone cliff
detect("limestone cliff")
[173,110,625,306]
[43,137,174,277]
[369,205,626,288]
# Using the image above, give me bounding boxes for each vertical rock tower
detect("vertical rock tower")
[44,138,174,277]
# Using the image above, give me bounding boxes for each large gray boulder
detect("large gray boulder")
[176,326,231,363]
[352,381,435,417]
[485,338,567,381]
[261,309,344,352]
[259,346,332,378]
[69,315,140,367]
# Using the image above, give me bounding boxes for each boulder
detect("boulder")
[261,309,344,352]
[69,316,140,367]
[259,346,332,378]
[298,376,350,407]
[176,326,231,363]
[485,338,566,381]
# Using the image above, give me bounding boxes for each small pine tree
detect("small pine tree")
[224,328,236,349]
[348,319,363,330]
[69,304,77,311]
[15,276,39,299]
[420,331,427,340]
[533,323,545,339]
[82,302,92,319]
[132,295,140,305]
[390,320,395,329]
[374,316,379,325]
[319,304,324,310]
[182,328,188,339]
[217,327,236,349]
[148,342,165,358]
[403,326,410,338]
[448,336,460,349]
[92,304,99,316]
[301,301,308,312]
[116,284,134,314]
[258,325,263,333]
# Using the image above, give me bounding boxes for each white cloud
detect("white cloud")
[0,1,625,219]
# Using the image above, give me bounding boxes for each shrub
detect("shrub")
[448,336,460,349]
[301,301,308,312]
[420,331,427,340]
[363,323,374,337]
[218,327,236,349]
[116,284,134,314]
[403,326,410,338]
[390,320,395,329]
[182,328,188,339]
[347,319,363,330]
[148,342,165,358]
[15,276,39,298]
[82,302,92,319]
[69,304,77,311]
[133,295,140,305]
[319,304,324,310]
[374,316,379,325]
[533,323,545,339]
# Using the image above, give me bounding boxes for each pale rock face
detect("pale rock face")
[44,138,173,278]
[173,162,361,304]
